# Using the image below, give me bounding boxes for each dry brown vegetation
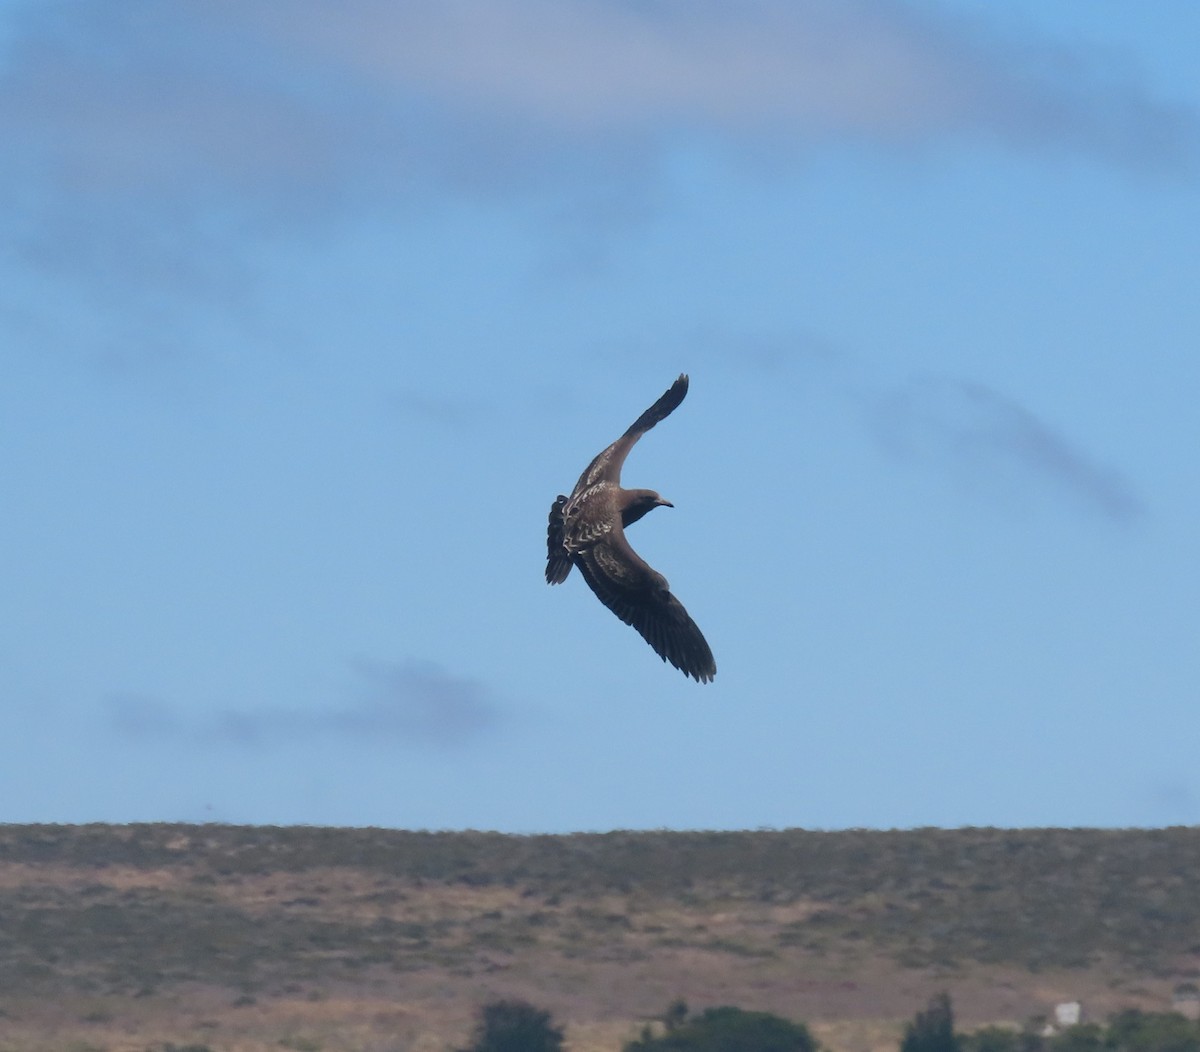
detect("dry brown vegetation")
[0,824,1197,1052]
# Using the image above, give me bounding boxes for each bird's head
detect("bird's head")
[621,488,672,528]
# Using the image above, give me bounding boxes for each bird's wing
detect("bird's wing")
[545,495,573,584]
[574,374,689,493]
[575,528,716,683]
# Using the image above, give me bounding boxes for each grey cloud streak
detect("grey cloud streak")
[2,1,1195,223]
[249,1,1200,170]
[699,330,1144,523]
[869,375,1144,524]
[3,2,1195,354]
[105,659,506,750]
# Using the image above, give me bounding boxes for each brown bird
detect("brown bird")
[546,374,716,683]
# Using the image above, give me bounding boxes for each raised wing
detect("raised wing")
[545,494,572,584]
[573,374,689,494]
[574,528,716,683]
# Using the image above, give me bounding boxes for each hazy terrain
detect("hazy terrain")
[0,824,1197,1052]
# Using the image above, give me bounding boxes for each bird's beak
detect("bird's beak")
[658,497,674,508]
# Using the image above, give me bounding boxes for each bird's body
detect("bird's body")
[546,374,716,683]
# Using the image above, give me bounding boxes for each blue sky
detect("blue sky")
[2,1,1197,831]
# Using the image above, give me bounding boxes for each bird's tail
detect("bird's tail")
[545,495,573,584]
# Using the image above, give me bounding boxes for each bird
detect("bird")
[546,374,716,683]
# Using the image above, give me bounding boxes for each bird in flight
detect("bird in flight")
[546,374,716,683]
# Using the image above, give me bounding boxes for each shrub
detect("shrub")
[458,999,564,1052]
[961,1026,1022,1052]
[1105,1010,1200,1052]
[625,1004,818,1052]
[901,993,960,1052]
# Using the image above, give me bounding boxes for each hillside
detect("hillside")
[0,824,1197,1051]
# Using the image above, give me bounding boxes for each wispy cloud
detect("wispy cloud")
[105,659,506,750]
[107,693,190,740]
[868,374,1145,523]
[293,2,1199,170]
[2,2,1195,234]
[3,2,1195,356]
[387,389,488,427]
[701,328,1144,523]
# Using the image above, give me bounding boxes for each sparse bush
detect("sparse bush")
[664,1000,689,1031]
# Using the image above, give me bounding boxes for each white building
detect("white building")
[1054,1002,1082,1028]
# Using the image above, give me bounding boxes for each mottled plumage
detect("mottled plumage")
[546,375,716,683]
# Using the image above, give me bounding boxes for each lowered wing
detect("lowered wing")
[574,527,716,683]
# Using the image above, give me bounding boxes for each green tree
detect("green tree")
[1105,1010,1200,1052]
[625,1004,818,1052]
[962,1025,1022,1052]
[1048,1024,1105,1052]
[901,993,960,1052]
[458,999,564,1052]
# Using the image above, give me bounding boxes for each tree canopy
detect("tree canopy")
[625,1004,819,1052]
[458,999,564,1052]
[902,992,961,1052]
